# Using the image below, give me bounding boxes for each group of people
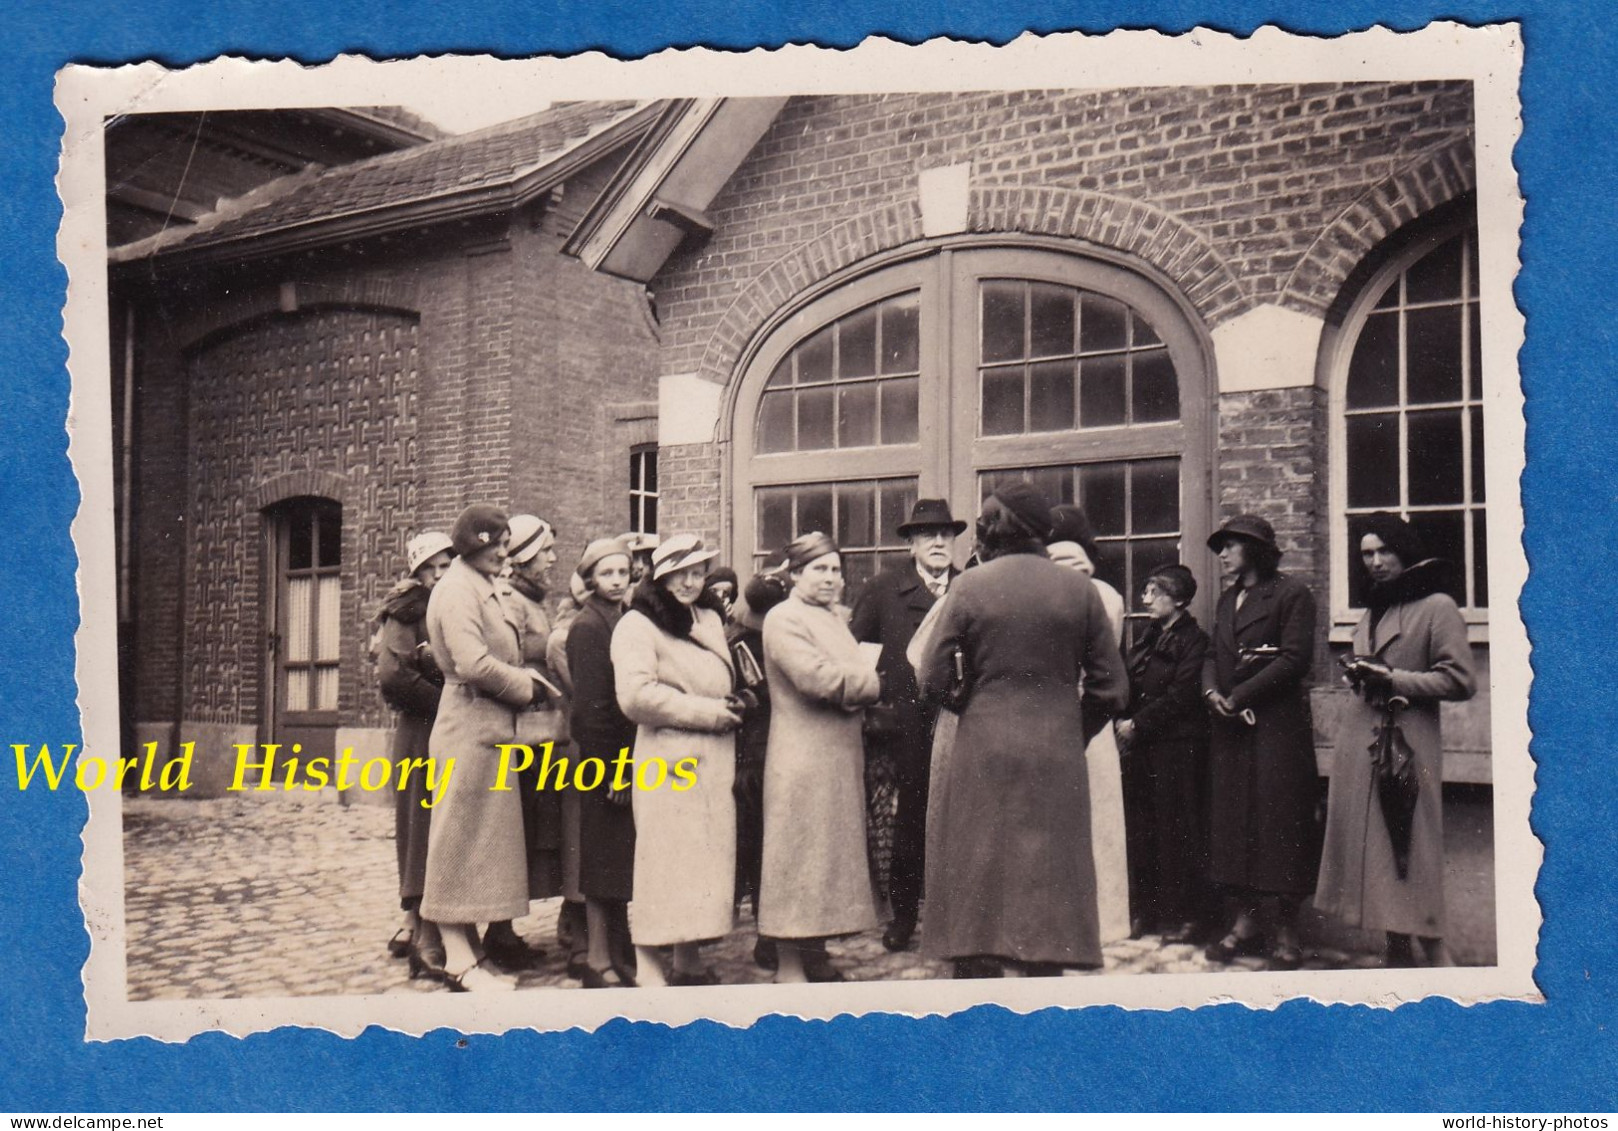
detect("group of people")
[372,485,1475,991]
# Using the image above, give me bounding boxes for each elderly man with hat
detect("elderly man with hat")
[1200,513,1320,971]
[850,498,966,952]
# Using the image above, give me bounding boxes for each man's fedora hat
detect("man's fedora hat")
[897,498,967,537]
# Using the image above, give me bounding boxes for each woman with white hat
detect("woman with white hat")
[375,530,453,979]
[611,533,742,985]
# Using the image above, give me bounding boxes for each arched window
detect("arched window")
[731,242,1213,614]
[1331,221,1486,626]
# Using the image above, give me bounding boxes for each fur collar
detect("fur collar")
[1367,558,1451,616]
[378,579,431,625]
[629,579,725,639]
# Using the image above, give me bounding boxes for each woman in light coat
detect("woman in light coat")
[1316,513,1475,966]
[421,504,551,992]
[758,532,883,983]
[1046,504,1133,944]
[611,534,742,986]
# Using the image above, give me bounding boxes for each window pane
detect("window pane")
[1093,541,1128,596]
[796,485,834,538]
[981,367,1025,435]
[837,486,875,549]
[316,575,341,661]
[842,552,876,595]
[1346,414,1400,508]
[1371,277,1399,310]
[1347,311,1400,409]
[838,305,878,378]
[880,377,919,444]
[757,490,793,552]
[1078,464,1126,535]
[796,387,834,450]
[881,294,921,374]
[757,392,794,453]
[1029,284,1075,358]
[879,481,918,544]
[1131,349,1179,422]
[289,517,312,570]
[1027,466,1073,507]
[838,384,877,448]
[767,355,793,387]
[1407,409,1464,505]
[1131,459,1180,535]
[1407,305,1463,404]
[643,449,658,492]
[1471,406,1486,503]
[316,666,339,712]
[1408,510,1466,604]
[1079,354,1126,428]
[1473,509,1489,608]
[1405,233,1463,305]
[1469,302,1483,398]
[1132,313,1162,346]
[1466,232,1479,299]
[981,282,1026,363]
[797,325,833,384]
[285,577,311,662]
[286,669,310,713]
[643,496,657,535]
[1028,360,1075,432]
[1080,294,1129,353]
[317,507,341,567]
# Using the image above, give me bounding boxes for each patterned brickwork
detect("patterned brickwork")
[181,308,421,727]
[654,83,1473,384]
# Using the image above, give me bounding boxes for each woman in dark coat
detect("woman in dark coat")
[1201,514,1320,970]
[919,485,1128,976]
[1116,564,1211,943]
[375,530,454,979]
[1315,514,1475,966]
[565,536,639,987]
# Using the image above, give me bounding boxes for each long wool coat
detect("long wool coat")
[567,595,638,901]
[611,600,737,946]
[1202,572,1321,896]
[758,593,883,939]
[419,557,535,924]
[1314,580,1475,935]
[376,581,442,905]
[918,552,1128,967]
[1084,578,1132,945]
[499,578,566,900]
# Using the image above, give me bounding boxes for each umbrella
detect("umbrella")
[1368,694,1418,880]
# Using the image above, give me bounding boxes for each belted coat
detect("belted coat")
[1202,572,1321,895]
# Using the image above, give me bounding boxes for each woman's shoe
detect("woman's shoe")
[483,929,546,971]
[580,963,636,989]
[408,939,448,982]
[444,958,517,993]
[1268,943,1304,971]
[753,937,778,971]
[803,958,846,983]
[387,926,414,960]
[669,967,720,987]
[1204,932,1267,963]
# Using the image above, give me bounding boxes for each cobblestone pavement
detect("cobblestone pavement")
[123,792,1395,1001]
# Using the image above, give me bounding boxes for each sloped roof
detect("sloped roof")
[114,100,656,266]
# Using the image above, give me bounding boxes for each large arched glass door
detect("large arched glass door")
[732,243,1211,616]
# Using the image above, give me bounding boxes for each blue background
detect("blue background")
[2,0,1613,1111]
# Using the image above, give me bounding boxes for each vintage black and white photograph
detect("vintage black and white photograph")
[60,25,1534,1038]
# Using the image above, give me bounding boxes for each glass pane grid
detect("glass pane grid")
[753,478,918,602]
[1343,231,1486,610]
[978,279,1177,436]
[756,293,921,453]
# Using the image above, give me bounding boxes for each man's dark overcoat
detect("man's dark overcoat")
[1201,572,1321,896]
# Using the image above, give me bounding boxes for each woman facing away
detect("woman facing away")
[1315,513,1475,967]
[419,504,555,992]
[611,534,743,986]
[757,532,884,984]
[375,530,454,980]
[919,484,1128,977]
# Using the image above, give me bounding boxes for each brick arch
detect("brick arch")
[181,277,421,354]
[1281,135,1477,316]
[249,469,349,512]
[696,187,1249,387]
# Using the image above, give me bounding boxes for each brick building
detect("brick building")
[564,86,1489,780]
[112,84,1492,792]
[111,102,665,791]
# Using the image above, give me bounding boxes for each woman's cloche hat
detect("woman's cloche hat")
[1206,513,1279,554]
[651,533,721,581]
[576,536,632,581]
[506,514,556,565]
[897,498,967,537]
[406,531,454,575]
[450,503,510,558]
